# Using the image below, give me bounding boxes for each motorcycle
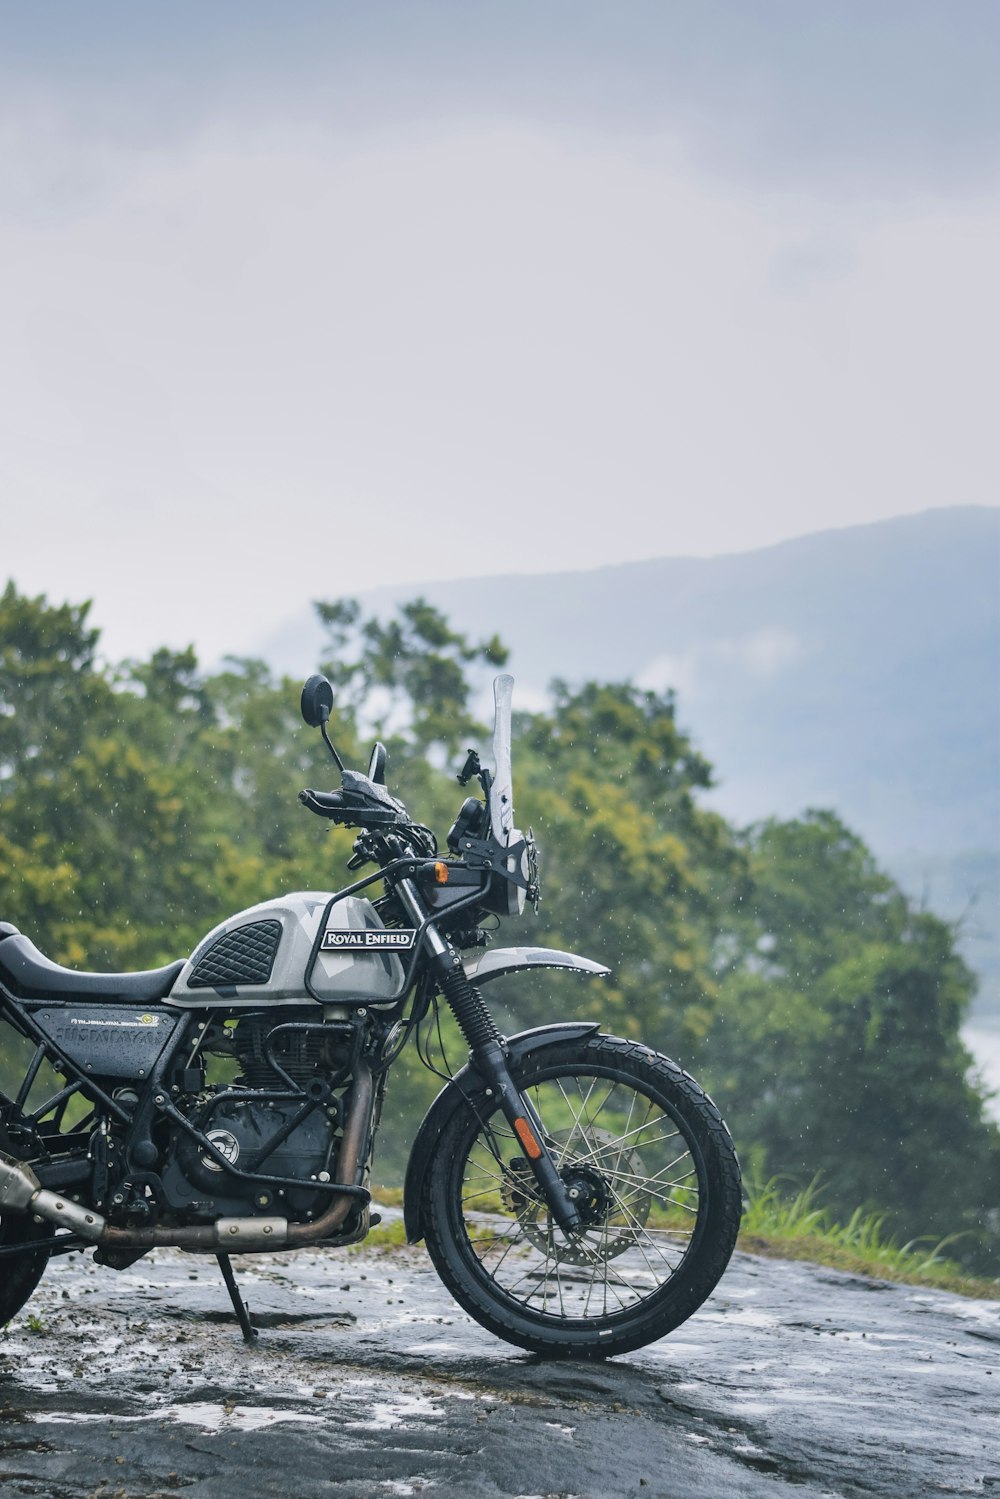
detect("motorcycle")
[0,673,741,1357]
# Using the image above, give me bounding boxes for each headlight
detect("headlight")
[506,839,528,916]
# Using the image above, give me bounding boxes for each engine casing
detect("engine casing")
[160,1093,336,1219]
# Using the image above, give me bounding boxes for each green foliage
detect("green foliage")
[705,813,1000,1270]
[507,680,743,1049]
[1,581,997,1274]
[0,588,350,979]
[316,595,507,753]
[741,1174,998,1299]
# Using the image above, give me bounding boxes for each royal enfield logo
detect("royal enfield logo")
[321,929,417,952]
[201,1129,240,1172]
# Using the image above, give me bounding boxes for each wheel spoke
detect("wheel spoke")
[425,1045,741,1357]
[451,1065,713,1322]
[601,1181,689,1274]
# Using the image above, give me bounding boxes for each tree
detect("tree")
[502,681,745,1053]
[705,812,1000,1268]
[0,588,328,972]
[2,583,997,1264]
[315,596,508,755]
[0,582,107,786]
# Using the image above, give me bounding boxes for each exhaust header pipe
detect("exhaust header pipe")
[1,1153,287,1251]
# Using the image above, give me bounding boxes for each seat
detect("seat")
[0,931,184,1004]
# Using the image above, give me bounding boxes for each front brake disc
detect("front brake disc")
[502,1126,651,1264]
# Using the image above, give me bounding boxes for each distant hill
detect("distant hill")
[256,507,1000,1032]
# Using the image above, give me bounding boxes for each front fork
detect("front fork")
[396,880,583,1233]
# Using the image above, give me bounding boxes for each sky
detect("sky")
[2,2,999,664]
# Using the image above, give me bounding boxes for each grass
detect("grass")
[739,1175,999,1300]
[372,1179,999,1299]
[349,1215,411,1252]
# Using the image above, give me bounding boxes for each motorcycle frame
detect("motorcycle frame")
[0,852,550,1261]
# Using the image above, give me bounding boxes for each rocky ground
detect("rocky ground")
[0,1215,997,1499]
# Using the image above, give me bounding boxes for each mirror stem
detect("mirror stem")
[320,721,345,772]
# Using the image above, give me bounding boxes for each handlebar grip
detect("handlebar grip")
[298,787,347,819]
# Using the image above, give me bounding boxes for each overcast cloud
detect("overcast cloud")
[1,2,998,662]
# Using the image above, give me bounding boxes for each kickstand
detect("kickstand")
[216,1252,258,1345]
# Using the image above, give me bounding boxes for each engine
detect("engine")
[159,1012,350,1222]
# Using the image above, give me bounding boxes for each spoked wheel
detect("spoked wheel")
[0,1209,53,1328]
[423,1035,741,1357]
[0,1100,54,1327]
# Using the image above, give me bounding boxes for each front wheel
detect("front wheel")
[423,1035,741,1357]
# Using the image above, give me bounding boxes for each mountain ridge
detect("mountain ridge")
[256,507,1000,1045]
[256,505,999,854]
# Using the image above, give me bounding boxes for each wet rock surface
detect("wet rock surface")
[0,1217,997,1499]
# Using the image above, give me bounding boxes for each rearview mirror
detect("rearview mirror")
[300,675,334,728]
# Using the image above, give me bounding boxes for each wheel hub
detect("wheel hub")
[501,1126,652,1263]
[560,1165,611,1226]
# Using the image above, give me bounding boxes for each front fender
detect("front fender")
[462,946,611,984]
[402,1021,601,1243]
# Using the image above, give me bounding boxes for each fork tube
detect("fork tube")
[395,879,582,1233]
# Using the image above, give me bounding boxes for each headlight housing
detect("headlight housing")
[483,828,538,917]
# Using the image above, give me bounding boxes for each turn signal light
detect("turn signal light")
[433,861,449,884]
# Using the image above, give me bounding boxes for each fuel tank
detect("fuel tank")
[165,891,408,1009]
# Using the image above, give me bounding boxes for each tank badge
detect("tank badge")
[321,929,417,951]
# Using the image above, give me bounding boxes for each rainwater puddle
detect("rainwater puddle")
[698,1307,778,1329]
[401,1339,465,1355]
[397,1312,457,1325]
[947,1300,1000,1329]
[639,1342,707,1361]
[32,1403,326,1432]
[345,1392,444,1430]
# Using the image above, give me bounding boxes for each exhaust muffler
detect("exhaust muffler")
[0,1150,106,1241]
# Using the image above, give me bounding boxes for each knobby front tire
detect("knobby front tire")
[423,1034,741,1357]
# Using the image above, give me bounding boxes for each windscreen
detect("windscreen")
[489,674,515,844]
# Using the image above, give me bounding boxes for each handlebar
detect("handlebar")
[298,787,348,819]
[299,769,410,830]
